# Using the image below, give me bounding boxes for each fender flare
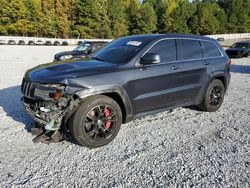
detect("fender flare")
[75,85,134,122]
[196,71,227,105]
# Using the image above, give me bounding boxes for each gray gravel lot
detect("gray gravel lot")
[0,46,249,187]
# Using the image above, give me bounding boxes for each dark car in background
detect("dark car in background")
[18,40,25,45]
[22,34,231,148]
[54,41,60,46]
[44,41,52,46]
[28,40,35,45]
[62,41,69,46]
[225,41,250,58]
[8,40,16,45]
[54,41,108,61]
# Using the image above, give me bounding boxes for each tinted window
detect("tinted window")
[148,39,176,62]
[178,39,202,60]
[201,41,221,58]
[231,43,249,49]
[91,37,154,64]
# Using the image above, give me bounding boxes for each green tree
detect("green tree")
[168,0,196,33]
[55,0,71,38]
[190,2,220,35]
[108,0,129,38]
[137,2,157,34]
[41,0,57,37]
[74,0,111,38]
[127,0,141,34]
[218,0,250,33]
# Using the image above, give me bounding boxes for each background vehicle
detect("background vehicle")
[22,34,231,148]
[53,41,60,46]
[62,41,69,46]
[225,41,250,58]
[35,40,44,45]
[44,41,52,46]
[0,40,6,45]
[77,41,83,45]
[217,38,225,42]
[8,40,16,45]
[28,40,35,45]
[54,41,108,61]
[18,40,25,45]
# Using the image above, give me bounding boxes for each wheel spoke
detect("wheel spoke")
[86,128,95,136]
[83,104,117,143]
[96,106,103,118]
[92,132,97,141]
[87,113,97,121]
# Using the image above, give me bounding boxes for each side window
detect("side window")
[201,41,221,58]
[148,39,176,63]
[178,39,202,60]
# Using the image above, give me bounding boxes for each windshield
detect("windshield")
[231,43,249,49]
[74,42,91,52]
[91,36,154,64]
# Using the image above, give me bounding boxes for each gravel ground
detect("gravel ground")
[0,45,249,187]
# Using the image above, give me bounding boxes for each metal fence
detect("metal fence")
[1,33,250,45]
[0,36,112,45]
[206,33,250,40]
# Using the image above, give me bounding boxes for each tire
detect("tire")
[69,95,122,148]
[198,79,225,112]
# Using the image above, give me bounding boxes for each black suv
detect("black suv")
[21,34,231,148]
[54,41,108,61]
[225,41,250,58]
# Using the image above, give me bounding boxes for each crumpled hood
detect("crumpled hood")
[25,59,117,84]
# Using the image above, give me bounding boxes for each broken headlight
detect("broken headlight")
[34,84,66,101]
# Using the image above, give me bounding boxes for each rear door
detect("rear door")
[173,39,208,105]
[134,38,207,113]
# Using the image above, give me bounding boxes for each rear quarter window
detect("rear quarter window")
[178,39,202,60]
[201,41,221,58]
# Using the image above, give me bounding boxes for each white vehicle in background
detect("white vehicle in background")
[35,40,44,45]
[0,39,6,45]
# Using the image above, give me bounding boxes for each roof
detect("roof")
[122,33,215,42]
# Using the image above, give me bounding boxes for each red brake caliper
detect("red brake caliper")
[104,108,111,129]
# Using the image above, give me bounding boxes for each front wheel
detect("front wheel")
[198,79,225,112]
[69,95,122,148]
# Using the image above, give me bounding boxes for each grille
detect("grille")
[21,79,36,98]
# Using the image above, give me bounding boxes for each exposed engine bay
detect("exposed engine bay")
[21,79,80,143]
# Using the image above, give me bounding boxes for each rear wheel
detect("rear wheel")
[69,95,122,148]
[198,79,225,112]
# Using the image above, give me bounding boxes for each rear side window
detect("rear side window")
[148,39,176,63]
[178,39,202,60]
[201,41,221,58]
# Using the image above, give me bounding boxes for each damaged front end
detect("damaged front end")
[21,79,80,143]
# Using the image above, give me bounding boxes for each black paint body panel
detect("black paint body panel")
[23,34,231,123]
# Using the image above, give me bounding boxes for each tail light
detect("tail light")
[227,59,232,65]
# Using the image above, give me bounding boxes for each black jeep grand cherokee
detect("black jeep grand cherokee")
[21,34,231,148]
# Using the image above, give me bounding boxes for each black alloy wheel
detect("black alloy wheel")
[69,95,122,148]
[83,105,117,142]
[198,79,225,112]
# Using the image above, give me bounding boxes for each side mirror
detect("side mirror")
[87,49,93,54]
[140,53,160,65]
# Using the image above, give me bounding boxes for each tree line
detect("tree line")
[0,0,250,39]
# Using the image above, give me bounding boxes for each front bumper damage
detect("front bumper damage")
[21,79,80,143]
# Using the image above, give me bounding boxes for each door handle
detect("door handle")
[171,66,179,70]
[204,62,210,65]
